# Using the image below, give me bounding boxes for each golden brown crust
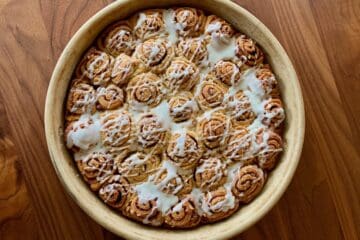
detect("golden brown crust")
[176,37,208,65]
[131,9,165,40]
[231,165,265,203]
[98,175,130,210]
[194,157,227,191]
[224,90,256,127]
[196,78,227,110]
[116,153,161,184]
[212,60,241,86]
[76,48,114,86]
[134,38,175,74]
[96,84,124,110]
[127,72,164,107]
[164,197,201,228]
[205,15,235,42]
[198,111,228,149]
[66,79,96,116]
[236,34,264,67]
[97,20,135,56]
[111,53,144,86]
[257,130,283,170]
[76,152,116,191]
[166,131,203,169]
[169,92,197,122]
[164,57,199,92]
[262,98,285,130]
[173,7,206,37]
[100,111,132,148]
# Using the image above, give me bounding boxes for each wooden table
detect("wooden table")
[0,0,359,239]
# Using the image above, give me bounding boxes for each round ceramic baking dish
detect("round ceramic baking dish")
[44,0,305,239]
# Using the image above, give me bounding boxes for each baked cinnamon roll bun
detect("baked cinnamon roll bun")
[111,53,143,86]
[224,127,256,164]
[96,84,124,110]
[198,111,228,149]
[164,57,199,92]
[127,72,164,108]
[236,34,264,67]
[176,37,209,65]
[134,38,175,74]
[137,114,167,153]
[123,194,164,226]
[195,157,227,191]
[257,130,283,170]
[205,15,235,43]
[100,111,132,148]
[231,165,265,203]
[117,152,161,184]
[132,9,165,40]
[66,79,96,116]
[169,92,198,122]
[201,187,238,222]
[196,78,227,110]
[212,60,241,86]
[166,131,203,169]
[224,90,256,126]
[153,161,193,195]
[76,48,114,86]
[97,21,135,56]
[261,98,285,129]
[76,151,115,191]
[98,175,130,210]
[173,7,206,37]
[256,67,279,97]
[165,197,201,228]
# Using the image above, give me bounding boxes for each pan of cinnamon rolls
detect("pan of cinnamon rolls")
[63,6,287,230]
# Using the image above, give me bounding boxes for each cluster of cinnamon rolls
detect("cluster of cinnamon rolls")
[64,7,286,228]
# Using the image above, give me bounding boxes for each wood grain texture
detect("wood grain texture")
[0,0,359,239]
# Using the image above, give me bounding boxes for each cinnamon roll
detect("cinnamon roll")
[198,111,228,149]
[257,130,283,170]
[194,157,227,191]
[153,162,193,196]
[165,197,201,228]
[205,15,235,43]
[100,111,132,148]
[196,78,227,110]
[169,92,198,122]
[123,194,164,226]
[261,98,285,129]
[173,7,206,37]
[98,175,129,210]
[256,67,279,97]
[127,72,164,108]
[132,9,165,40]
[76,151,115,191]
[137,114,167,152]
[96,84,124,110]
[164,57,199,92]
[236,34,264,67]
[66,79,96,116]
[111,53,143,86]
[76,48,114,86]
[97,21,135,56]
[166,131,203,169]
[134,38,175,74]
[201,187,238,222]
[116,152,161,184]
[224,90,256,126]
[224,127,256,164]
[176,37,208,65]
[231,165,265,203]
[212,60,241,86]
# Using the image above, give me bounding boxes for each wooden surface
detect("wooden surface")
[0,0,359,239]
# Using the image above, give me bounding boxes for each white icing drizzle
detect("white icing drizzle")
[207,36,237,65]
[66,114,101,150]
[162,9,178,44]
